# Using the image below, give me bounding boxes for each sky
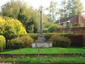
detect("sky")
[0,0,85,14]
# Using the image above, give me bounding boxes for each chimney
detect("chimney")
[78,12,81,23]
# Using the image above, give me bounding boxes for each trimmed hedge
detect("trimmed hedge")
[29,33,84,47]
[0,35,6,52]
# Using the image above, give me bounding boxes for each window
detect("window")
[63,23,67,26]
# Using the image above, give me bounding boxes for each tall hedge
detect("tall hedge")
[0,35,6,52]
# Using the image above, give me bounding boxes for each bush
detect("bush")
[49,34,71,47]
[7,37,25,49]
[0,16,27,40]
[0,35,6,52]
[0,40,3,52]
[7,35,34,49]
[20,36,34,47]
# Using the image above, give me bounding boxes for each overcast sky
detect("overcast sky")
[0,0,85,14]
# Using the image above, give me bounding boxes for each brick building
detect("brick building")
[55,12,85,26]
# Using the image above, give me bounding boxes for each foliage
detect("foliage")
[43,22,62,33]
[59,0,84,19]
[1,0,40,33]
[49,34,71,47]
[46,1,59,22]
[0,35,6,52]
[8,33,29,40]
[29,33,39,41]
[48,24,63,33]
[7,35,34,49]
[48,25,56,33]
[66,24,73,28]
[0,16,27,38]
[0,40,3,52]
[20,36,34,47]
[43,22,53,28]
[7,37,25,49]
[76,23,83,27]
[18,6,40,33]
[28,33,73,41]
[66,23,84,27]
[43,28,48,33]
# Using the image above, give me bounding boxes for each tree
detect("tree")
[46,1,59,22]
[1,0,40,33]
[59,0,67,19]
[59,0,84,19]
[1,0,25,19]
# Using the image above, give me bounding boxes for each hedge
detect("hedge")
[3,33,85,47]
[0,35,6,52]
[28,33,84,47]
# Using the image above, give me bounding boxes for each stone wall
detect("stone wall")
[54,27,85,34]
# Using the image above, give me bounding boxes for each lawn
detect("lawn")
[0,55,85,63]
[0,47,85,54]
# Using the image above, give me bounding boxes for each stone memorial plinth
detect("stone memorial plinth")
[32,42,52,48]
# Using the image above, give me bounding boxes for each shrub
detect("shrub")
[0,35,6,51]
[20,36,34,47]
[49,34,71,47]
[0,16,27,40]
[7,37,25,49]
[0,40,3,52]
[7,35,34,49]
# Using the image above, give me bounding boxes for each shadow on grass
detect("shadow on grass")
[2,49,17,52]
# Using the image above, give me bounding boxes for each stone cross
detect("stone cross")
[35,5,46,42]
[40,5,43,35]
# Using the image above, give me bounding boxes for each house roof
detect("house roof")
[55,15,77,24]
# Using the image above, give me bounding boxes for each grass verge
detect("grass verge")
[0,55,85,63]
[0,47,85,54]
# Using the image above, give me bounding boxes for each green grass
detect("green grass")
[0,55,85,63]
[0,47,85,54]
